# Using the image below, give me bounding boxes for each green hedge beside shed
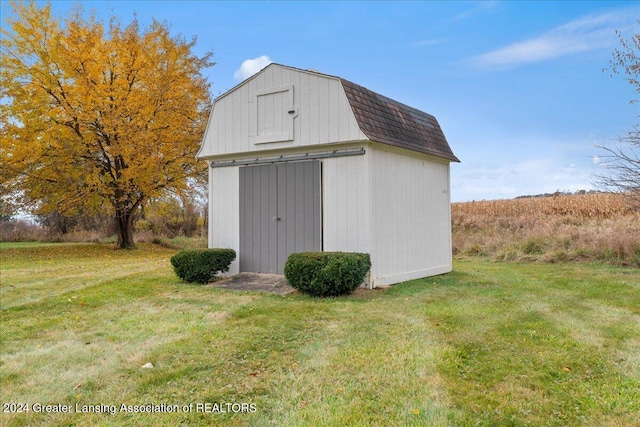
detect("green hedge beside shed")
[284,252,371,297]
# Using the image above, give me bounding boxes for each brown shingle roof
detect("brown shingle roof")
[340,78,459,162]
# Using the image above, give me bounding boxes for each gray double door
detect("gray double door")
[239,160,322,274]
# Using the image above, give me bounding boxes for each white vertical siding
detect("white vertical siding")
[322,152,370,255]
[209,166,240,275]
[369,146,452,286]
[198,65,366,158]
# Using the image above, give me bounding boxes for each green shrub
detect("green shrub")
[284,252,371,297]
[170,249,236,284]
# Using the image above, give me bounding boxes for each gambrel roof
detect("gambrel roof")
[260,64,458,162]
[200,63,458,162]
[340,78,459,162]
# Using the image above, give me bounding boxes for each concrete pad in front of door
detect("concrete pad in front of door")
[209,273,295,295]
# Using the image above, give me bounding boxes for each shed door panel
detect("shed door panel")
[277,161,322,270]
[255,85,294,144]
[239,164,277,273]
[239,160,321,274]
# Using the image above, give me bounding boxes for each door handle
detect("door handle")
[272,216,281,221]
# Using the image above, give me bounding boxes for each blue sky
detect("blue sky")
[3,1,639,201]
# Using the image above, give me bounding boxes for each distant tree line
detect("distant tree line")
[0,194,207,242]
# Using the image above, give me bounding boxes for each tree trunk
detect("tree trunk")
[115,207,136,249]
[55,213,70,235]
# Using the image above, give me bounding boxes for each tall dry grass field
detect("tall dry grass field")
[452,193,640,265]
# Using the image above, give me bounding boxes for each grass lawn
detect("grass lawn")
[1,243,639,426]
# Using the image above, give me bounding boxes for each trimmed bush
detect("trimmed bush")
[170,249,236,284]
[284,252,371,297]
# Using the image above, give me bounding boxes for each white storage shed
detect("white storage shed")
[197,64,459,287]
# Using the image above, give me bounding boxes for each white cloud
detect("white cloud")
[592,155,602,165]
[452,1,500,21]
[233,55,273,81]
[471,11,630,69]
[413,39,448,47]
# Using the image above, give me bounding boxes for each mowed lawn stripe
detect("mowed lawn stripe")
[1,243,175,309]
[416,261,640,427]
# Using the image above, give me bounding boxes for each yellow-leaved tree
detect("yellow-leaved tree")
[1,1,213,248]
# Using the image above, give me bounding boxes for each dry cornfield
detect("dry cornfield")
[451,193,640,266]
[452,192,636,220]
